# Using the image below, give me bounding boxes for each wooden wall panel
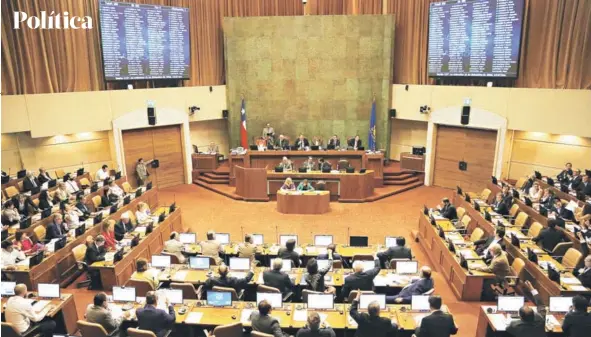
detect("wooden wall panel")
[433,126,497,191]
[389,119,428,160]
[189,119,230,157]
[122,125,185,189]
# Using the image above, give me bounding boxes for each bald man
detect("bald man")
[296,312,336,337]
[202,263,254,299]
[350,290,398,337]
[506,303,544,337]
[342,259,381,300]
[388,266,434,304]
[200,230,223,265]
[5,284,56,337]
[263,258,294,296]
[164,232,185,263]
[573,238,591,288]
[476,244,510,301]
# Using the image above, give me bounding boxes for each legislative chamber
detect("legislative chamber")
[1,1,590,337]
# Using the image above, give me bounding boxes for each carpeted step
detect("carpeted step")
[197,176,229,185]
[202,172,229,180]
[383,177,420,186]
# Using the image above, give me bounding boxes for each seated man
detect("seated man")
[387,266,433,304]
[276,134,289,150]
[474,227,506,261]
[377,236,412,268]
[577,174,591,196]
[304,257,335,295]
[302,157,315,171]
[202,263,254,298]
[296,312,336,337]
[414,296,458,337]
[570,169,583,190]
[557,162,573,182]
[573,233,591,288]
[278,239,301,267]
[317,244,342,262]
[491,193,509,216]
[438,197,458,220]
[295,134,309,150]
[474,244,511,301]
[1,240,26,269]
[23,171,40,192]
[95,165,110,182]
[317,158,331,171]
[64,176,80,194]
[131,258,159,290]
[114,213,134,241]
[348,135,362,150]
[263,258,294,296]
[506,302,545,337]
[136,291,175,337]
[200,230,223,265]
[85,235,106,265]
[562,295,591,337]
[297,179,315,192]
[5,284,56,337]
[552,199,574,221]
[500,185,514,208]
[164,232,186,263]
[46,213,67,241]
[350,291,397,337]
[539,188,556,209]
[263,123,275,138]
[342,259,381,300]
[86,292,129,335]
[533,219,566,252]
[250,300,289,337]
[38,167,52,184]
[327,135,340,149]
[107,181,125,203]
[237,234,257,263]
[278,157,293,171]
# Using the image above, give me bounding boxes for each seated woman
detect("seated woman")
[12,194,38,216]
[297,179,315,191]
[528,181,543,202]
[64,204,83,226]
[280,178,296,191]
[12,232,40,255]
[38,190,54,210]
[130,258,159,290]
[107,181,124,202]
[100,220,117,250]
[278,157,293,171]
[54,182,71,202]
[135,202,152,224]
[1,201,21,225]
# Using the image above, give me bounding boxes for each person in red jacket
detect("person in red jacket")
[100,220,117,250]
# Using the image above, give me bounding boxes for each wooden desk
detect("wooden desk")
[400,152,425,172]
[1,188,158,289]
[192,154,219,172]
[91,207,183,290]
[229,151,384,187]
[267,171,375,202]
[277,191,330,214]
[417,212,493,301]
[1,293,78,335]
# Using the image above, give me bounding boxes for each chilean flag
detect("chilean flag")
[240,98,248,148]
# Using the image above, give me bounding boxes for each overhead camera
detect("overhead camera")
[188,106,200,116]
[419,105,431,114]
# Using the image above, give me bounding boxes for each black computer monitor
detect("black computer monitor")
[54,236,67,251]
[474,202,481,212]
[114,248,124,263]
[123,195,131,205]
[41,208,51,219]
[110,204,118,214]
[512,189,520,198]
[326,144,335,150]
[77,168,84,176]
[465,194,471,202]
[249,145,258,151]
[275,166,284,173]
[19,217,32,230]
[30,186,41,195]
[298,167,307,173]
[423,205,429,215]
[48,179,57,188]
[346,167,355,173]
[547,177,554,186]
[94,213,103,225]
[75,225,86,237]
[158,213,166,223]
[548,266,560,285]
[30,252,44,266]
[539,207,548,217]
[527,248,538,264]
[524,197,532,207]
[456,186,463,196]
[349,236,368,247]
[484,211,491,222]
[511,234,520,248]
[17,170,26,178]
[146,182,153,190]
[492,176,498,185]
[310,146,319,151]
[115,171,122,180]
[534,171,542,179]
[136,188,143,197]
[91,183,99,193]
[170,202,176,213]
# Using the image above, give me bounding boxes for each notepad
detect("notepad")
[241,309,253,323]
[172,270,188,281]
[569,285,587,291]
[32,300,50,313]
[293,310,308,322]
[561,277,581,285]
[185,312,203,324]
[488,314,509,331]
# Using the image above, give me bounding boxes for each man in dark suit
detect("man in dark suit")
[202,263,254,298]
[295,134,309,150]
[570,169,583,190]
[506,300,545,337]
[263,258,294,297]
[276,135,289,150]
[22,171,40,192]
[388,266,433,304]
[577,174,591,196]
[296,311,336,337]
[250,300,289,337]
[533,219,566,252]
[317,158,332,171]
[37,167,52,185]
[136,291,175,337]
[46,213,66,241]
[501,185,514,208]
[557,162,573,182]
[540,189,556,209]
[491,193,509,216]
[552,199,574,221]
[474,227,506,261]
[573,235,591,287]
[114,213,134,241]
[562,295,591,337]
[438,198,458,220]
[348,135,362,150]
[278,239,301,267]
[317,244,343,262]
[342,259,380,300]
[85,235,106,289]
[75,194,91,220]
[327,135,340,149]
[414,296,458,337]
[350,290,398,337]
[377,237,412,268]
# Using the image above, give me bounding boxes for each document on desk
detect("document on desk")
[293,310,308,321]
[16,258,30,267]
[569,285,588,291]
[432,214,446,221]
[185,312,203,324]
[32,300,50,313]
[241,309,253,323]
[347,315,358,326]
[562,277,581,285]
[171,270,188,281]
[488,314,508,331]
[546,314,560,327]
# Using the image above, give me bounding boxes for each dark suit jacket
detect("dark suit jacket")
[276,138,289,150]
[394,278,434,303]
[416,310,458,337]
[263,269,294,295]
[377,246,412,266]
[114,220,134,240]
[37,173,51,184]
[38,199,52,211]
[295,138,310,149]
[579,182,591,196]
[46,221,66,241]
[506,312,545,337]
[440,204,458,220]
[342,260,381,299]
[570,176,583,190]
[23,176,39,192]
[250,311,288,337]
[278,247,301,267]
[558,169,573,182]
[562,311,591,337]
[76,202,91,216]
[553,206,574,221]
[533,227,565,252]
[348,139,363,148]
[349,300,397,337]
[540,195,555,209]
[327,139,340,148]
[574,267,591,288]
[502,193,514,208]
[136,305,176,337]
[12,197,37,216]
[492,201,509,216]
[296,327,336,337]
[84,243,106,264]
[204,271,254,294]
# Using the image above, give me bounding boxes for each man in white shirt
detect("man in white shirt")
[64,178,80,194]
[164,232,186,263]
[107,181,124,201]
[4,284,56,336]
[95,165,109,182]
[1,240,26,269]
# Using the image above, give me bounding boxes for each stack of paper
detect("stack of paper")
[488,314,508,331]
[241,309,253,323]
[32,300,50,312]
[562,277,581,285]
[185,312,203,324]
[172,270,188,281]
[293,310,307,322]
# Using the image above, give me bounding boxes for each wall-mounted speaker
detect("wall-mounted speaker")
[148,116,156,125]
[147,107,155,117]
[389,109,396,118]
[222,110,229,119]
[459,161,468,171]
[461,106,470,125]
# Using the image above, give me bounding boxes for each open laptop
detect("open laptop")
[497,296,524,317]
[229,257,250,271]
[360,294,386,310]
[179,233,197,244]
[215,233,230,245]
[349,236,368,247]
[112,286,136,302]
[549,296,572,314]
[359,260,376,272]
[385,236,397,248]
[1,281,16,297]
[251,234,264,245]
[280,235,298,246]
[162,289,183,305]
[207,291,232,307]
[281,259,292,272]
[317,259,333,271]
[314,235,333,246]
[37,283,60,299]
[189,256,210,270]
[411,295,430,312]
[307,293,333,310]
[257,292,282,308]
[151,255,171,269]
[396,261,419,274]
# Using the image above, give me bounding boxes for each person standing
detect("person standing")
[135,158,153,187]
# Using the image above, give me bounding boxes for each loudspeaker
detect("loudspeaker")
[148,116,156,125]
[459,161,468,171]
[147,107,155,117]
[461,106,470,125]
[222,110,229,119]
[389,109,396,118]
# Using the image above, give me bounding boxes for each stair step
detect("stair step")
[193,180,242,200]
[384,177,420,186]
[202,173,229,180]
[384,170,418,177]
[384,173,416,181]
[197,176,229,185]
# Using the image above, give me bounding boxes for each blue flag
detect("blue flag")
[368,99,376,151]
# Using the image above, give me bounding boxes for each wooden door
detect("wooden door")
[433,125,497,191]
[122,125,185,189]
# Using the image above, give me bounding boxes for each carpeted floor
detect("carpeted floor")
[66,183,486,336]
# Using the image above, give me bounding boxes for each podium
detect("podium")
[234,166,269,201]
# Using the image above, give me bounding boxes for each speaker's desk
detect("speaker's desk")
[276,190,330,214]
[229,150,384,186]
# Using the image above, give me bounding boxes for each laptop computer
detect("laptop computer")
[189,256,210,270]
[207,291,232,307]
[256,292,282,308]
[279,235,297,246]
[37,283,60,299]
[360,294,386,310]
[314,235,333,246]
[112,286,136,302]
[307,293,333,310]
[349,236,368,247]
[411,295,430,312]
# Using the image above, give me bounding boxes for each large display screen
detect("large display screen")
[99,0,190,81]
[427,0,524,78]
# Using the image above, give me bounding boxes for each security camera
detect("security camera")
[419,105,431,114]
[188,106,200,116]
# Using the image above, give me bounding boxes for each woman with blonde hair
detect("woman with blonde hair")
[100,220,117,250]
[280,177,296,191]
[135,202,152,224]
[54,182,70,202]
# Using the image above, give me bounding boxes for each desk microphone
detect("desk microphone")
[347,227,350,242]
[276,225,279,244]
[240,226,244,240]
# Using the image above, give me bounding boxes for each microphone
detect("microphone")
[347,227,350,244]
[276,225,279,245]
[241,226,244,240]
